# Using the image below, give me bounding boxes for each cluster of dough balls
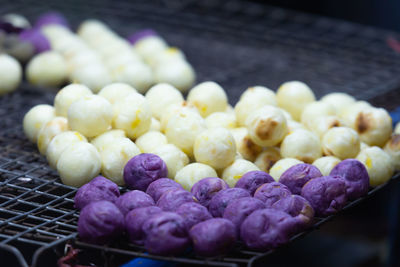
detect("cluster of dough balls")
[29,19,195,93]
[23,80,398,191]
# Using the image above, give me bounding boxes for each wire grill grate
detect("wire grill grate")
[0,0,400,266]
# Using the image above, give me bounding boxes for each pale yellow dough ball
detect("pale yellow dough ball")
[269,158,304,181]
[150,118,161,131]
[230,127,262,162]
[46,131,87,169]
[154,60,195,93]
[222,159,260,187]
[235,86,277,126]
[194,128,236,170]
[160,101,198,132]
[90,130,126,152]
[57,142,101,187]
[145,83,184,120]
[110,62,153,94]
[134,35,168,63]
[70,64,112,93]
[280,129,322,163]
[338,101,372,123]
[254,147,282,173]
[245,106,288,147]
[395,122,400,134]
[100,137,141,185]
[135,131,168,153]
[349,107,392,147]
[54,84,93,117]
[205,112,237,129]
[187,81,228,118]
[308,116,346,139]
[384,134,400,171]
[320,92,356,113]
[175,163,218,191]
[287,120,306,133]
[0,54,22,95]
[356,146,394,187]
[153,144,189,179]
[165,107,206,157]
[23,104,55,143]
[68,95,113,138]
[26,51,68,87]
[37,117,69,155]
[112,93,152,139]
[322,127,360,159]
[300,101,336,129]
[98,83,137,105]
[276,81,316,121]
[312,156,341,176]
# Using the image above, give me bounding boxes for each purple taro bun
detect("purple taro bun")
[146,178,183,202]
[157,188,196,211]
[19,28,50,54]
[176,202,212,230]
[329,159,369,200]
[128,29,158,44]
[240,209,297,251]
[115,190,155,215]
[191,177,229,208]
[125,206,162,245]
[124,153,168,191]
[74,176,120,210]
[189,218,237,257]
[208,188,250,217]
[235,171,274,195]
[301,176,347,216]
[142,212,189,255]
[78,200,124,244]
[223,197,265,233]
[271,195,314,231]
[254,182,291,208]
[279,164,322,195]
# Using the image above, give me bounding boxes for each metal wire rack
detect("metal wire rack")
[1,0,400,266]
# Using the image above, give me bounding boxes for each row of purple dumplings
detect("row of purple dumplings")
[75,153,370,256]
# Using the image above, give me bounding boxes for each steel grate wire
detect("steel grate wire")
[0,0,399,266]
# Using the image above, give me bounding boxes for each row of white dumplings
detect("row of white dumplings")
[23,80,400,190]
[26,20,195,93]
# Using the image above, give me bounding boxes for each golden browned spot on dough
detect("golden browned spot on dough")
[298,156,314,164]
[329,119,340,128]
[389,134,400,149]
[256,119,278,140]
[263,155,279,172]
[323,147,334,156]
[356,112,371,134]
[243,136,262,160]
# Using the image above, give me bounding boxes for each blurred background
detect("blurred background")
[0,0,399,267]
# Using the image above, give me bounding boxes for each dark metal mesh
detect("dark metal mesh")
[0,0,400,266]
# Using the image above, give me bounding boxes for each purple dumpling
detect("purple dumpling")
[279,164,322,195]
[329,159,369,200]
[271,195,314,232]
[240,209,297,251]
[125,206,162,245]
[191,177,229,208]
[301,176,347,216]
[208,188,250,217]
[35,12,69,28]
[176,202,212,230]
[235,171,274,195]
[142,212,189,255]
[115,190,155,215]
[253,182,291,208]
[123,153,168,191]
[74,176,120,210]
[127,29,158,44]
[77,200,124,244]
[223,197,265,234]
[146,178,183,202]
[189,218,236,257]
[157,188,196,211]
[19,28,50,54]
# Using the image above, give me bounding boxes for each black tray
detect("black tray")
[1,0,400,266]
